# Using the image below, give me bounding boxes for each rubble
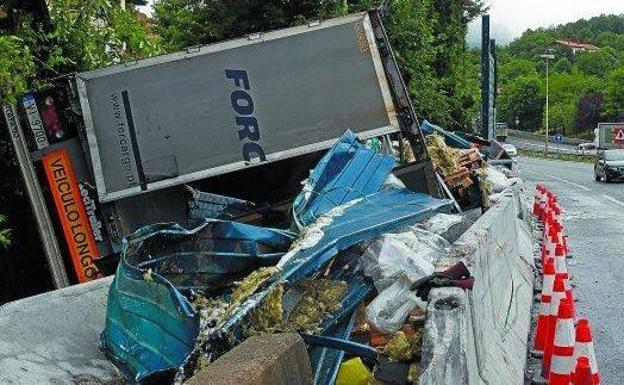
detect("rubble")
[99,131,455,385]
[384,330,422,362]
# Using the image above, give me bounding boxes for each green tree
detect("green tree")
[548,102,575,135]
[553,57,573,73]
[507,29,554,59]
[603,66,624,120]
[0,214,10,248]
[498,57,538,82]
[0,35,36,103]
[153,0,359,50]
[575,47,620,77]
[499,74,545,131]
[1,0,161,103]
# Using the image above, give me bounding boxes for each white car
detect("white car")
[577,142,597,155]
[502,143,518,157]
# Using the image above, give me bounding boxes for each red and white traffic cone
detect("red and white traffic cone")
[572,357,594,385]
[573,319,601,385]
[534,186,543,216]
[535,259,556,353]
[547,298,575,385]
[553,243,574,318]
[542,277,567,378]
[539,191,550,221]
[563,234,571,258]
[543,222,559,262]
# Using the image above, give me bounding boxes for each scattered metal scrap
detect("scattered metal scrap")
[100,131,455,385]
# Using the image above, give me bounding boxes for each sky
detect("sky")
[467,0,624,46]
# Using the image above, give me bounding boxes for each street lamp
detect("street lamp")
[541,51,555,153]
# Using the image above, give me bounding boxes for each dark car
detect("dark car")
[595,149,624,182]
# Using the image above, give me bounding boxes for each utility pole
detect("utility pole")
[541,52,555,153]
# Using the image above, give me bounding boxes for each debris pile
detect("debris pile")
[426,133,490,210]
[99,130,498,385]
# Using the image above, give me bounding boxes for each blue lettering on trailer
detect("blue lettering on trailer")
[225,69,267,163]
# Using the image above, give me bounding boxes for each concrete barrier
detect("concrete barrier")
[0,277,119,385]
[185,333,313,385]
[419,185,535,385]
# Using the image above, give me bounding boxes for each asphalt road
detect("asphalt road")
[507,135,579,154]
[519,156,624,383]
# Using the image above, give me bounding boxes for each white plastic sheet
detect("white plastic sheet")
[361,227,450,333]
[487,165,510,194]
[365,277,424,334]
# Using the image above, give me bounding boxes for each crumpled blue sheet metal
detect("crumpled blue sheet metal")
[101,220,295,383]
[292,130,396,229]
[186,185,255,227]
[183,189,454,375]
[420,120,473,150]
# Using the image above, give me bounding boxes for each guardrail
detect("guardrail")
[507,129,586,146]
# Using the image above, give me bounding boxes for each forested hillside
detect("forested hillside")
[498,14,624,138]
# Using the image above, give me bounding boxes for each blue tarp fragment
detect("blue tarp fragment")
[293,130,396,229]
[420,120,473,150]
[101,220,294,383]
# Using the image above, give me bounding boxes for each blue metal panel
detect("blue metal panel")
[293,130,396,228]
[420,120,473,150]
[307,312,359,385]
[283,189,453,283]
[101,220,295,383]
[186,186,256,227]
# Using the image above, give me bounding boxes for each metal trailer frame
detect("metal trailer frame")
[1,104,70,288]
[76,12,407,203]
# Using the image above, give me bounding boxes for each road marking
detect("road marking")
[602,194,624,208]
[544,174,591,191]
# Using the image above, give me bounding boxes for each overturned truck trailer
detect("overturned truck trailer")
[3,10,440,285]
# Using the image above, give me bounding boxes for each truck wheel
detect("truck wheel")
[595,173,600,181]
[605,174,611,183]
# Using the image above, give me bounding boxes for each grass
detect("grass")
[518,148,595,164]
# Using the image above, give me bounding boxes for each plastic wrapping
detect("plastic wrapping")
[365,277,425,334]
[420,213,464,237]
[486,165,510,194]
[360,228,448,292]
[361,227,449,333]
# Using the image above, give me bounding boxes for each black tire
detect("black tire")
[595,173,601,181]
[606,174,611,183]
